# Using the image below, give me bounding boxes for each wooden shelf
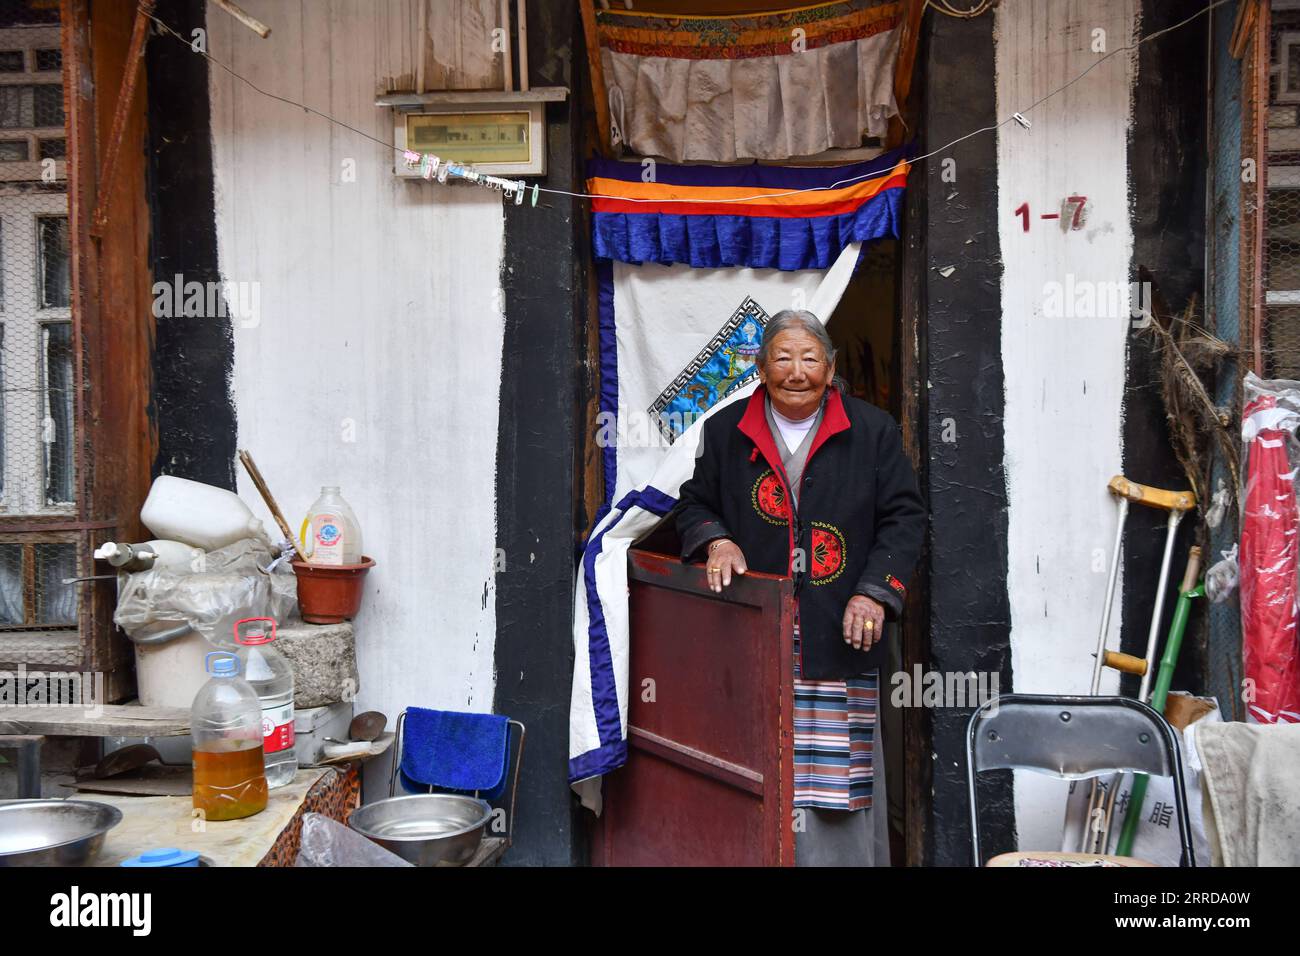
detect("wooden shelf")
[0,702,190,737]
[375,86,568,109]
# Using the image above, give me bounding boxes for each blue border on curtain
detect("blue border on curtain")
[591,193,903,271]
[571,484,678,784]
[592,260,618,531]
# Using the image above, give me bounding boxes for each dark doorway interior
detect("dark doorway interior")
[825,238,910,865]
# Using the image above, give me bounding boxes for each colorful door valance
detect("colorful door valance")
[596,0,903,163]
[588,146,910,272]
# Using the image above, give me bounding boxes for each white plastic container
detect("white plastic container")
[301,486,363,565]
[135,630,217,709]
[95,539,205,573]
[234,618,297,789]
[140,476,269,552]
[142,539,206,572]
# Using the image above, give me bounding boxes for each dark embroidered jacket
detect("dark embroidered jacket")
[675,384,926,679]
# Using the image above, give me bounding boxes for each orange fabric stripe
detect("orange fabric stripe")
[589,168,908,218]
[589,160,908,204]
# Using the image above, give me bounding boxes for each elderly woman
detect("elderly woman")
[675,309,925,867]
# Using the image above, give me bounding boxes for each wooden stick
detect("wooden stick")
[579,0,613,156]
[213,0,271,38]
[516,0,529,92]
[500,0,513,92]
[90,0,154,237]
[416,0,427,94]
[238,449,310,564]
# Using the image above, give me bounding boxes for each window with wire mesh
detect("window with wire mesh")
[1266,6,1300,377]
[0,0,77,635]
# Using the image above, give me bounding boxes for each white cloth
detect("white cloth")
[569,244,862,810]
[602,29,901,163]
[605,257,852,508]
[770,404,819,454]
[1195,719,1300,866]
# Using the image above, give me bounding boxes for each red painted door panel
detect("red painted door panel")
[595,549,795,866]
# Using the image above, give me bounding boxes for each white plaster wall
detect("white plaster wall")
[995,0,1137,850]
[206,3,506,747]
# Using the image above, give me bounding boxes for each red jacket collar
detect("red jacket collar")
[738,385,851,472]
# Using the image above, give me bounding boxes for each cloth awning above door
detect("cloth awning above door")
[588,146,910,272]
[596,0,903,163]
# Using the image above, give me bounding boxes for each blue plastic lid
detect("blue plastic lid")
[120,847,201,867]
[205,651,239,677]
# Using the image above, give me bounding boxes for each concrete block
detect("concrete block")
[277,621,358,708]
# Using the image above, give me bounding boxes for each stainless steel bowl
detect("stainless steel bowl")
[0,799,123,867]
[349,794,491,867]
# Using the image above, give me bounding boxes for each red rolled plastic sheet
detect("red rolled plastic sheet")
[1241,377,1300,724]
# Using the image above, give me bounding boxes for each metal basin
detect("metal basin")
[349,794,490,867]
[0,799,122,867]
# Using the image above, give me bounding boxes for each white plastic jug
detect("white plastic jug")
[300,486,363,565]
[140,476,269,552]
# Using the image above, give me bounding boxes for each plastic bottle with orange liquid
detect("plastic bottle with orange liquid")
[191,651,268,821]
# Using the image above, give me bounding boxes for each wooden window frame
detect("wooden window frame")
[0,0,156,701]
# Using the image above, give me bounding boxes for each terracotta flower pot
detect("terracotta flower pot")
[291,556,375,624]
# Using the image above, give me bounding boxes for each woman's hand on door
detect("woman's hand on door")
[843,594,885,650]
[705,539,747,593]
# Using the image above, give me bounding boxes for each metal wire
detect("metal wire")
[144,0,1233,205]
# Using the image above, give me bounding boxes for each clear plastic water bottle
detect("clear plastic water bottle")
[234,617,297,789]
[191,651,267,821]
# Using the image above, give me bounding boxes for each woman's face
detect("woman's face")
[759,328,835,420]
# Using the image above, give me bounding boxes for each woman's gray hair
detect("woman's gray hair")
[758,309,836,367]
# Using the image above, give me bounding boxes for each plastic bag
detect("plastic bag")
[113,538,298,646]
[1205,544,1239,605]
[1240,372,1300,724]
[294,812,413,867]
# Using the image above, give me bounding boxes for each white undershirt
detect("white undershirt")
[770,404,817,453]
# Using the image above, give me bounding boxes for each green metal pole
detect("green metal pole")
[1115,569,1204,857]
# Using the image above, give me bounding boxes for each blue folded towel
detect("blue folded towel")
[399,707,511,800]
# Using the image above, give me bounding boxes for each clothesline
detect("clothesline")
[142,0,1229,207]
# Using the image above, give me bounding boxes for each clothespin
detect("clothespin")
[436,162,450,184]
[530,184,539,207]
[514,180,525,205]
[403,149,421,168]
[1012,112,1031,131]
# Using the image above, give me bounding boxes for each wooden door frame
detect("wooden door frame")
[59,0,155,699]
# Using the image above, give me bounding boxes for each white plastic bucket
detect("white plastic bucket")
[134,627,217,709]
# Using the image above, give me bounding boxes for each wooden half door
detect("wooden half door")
[594,548,795,866]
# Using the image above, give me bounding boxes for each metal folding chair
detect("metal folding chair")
[966,694,1195,867]
[386,710,526,850]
